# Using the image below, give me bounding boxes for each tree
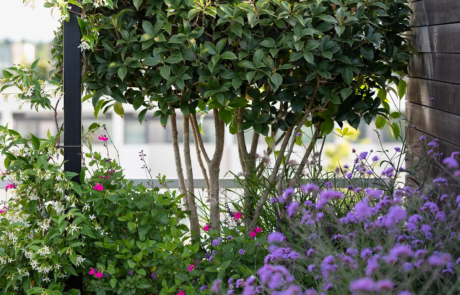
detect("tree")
[5,0,413,237]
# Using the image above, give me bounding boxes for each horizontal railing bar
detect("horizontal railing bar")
[0,178,388,189]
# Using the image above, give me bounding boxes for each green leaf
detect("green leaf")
[142,21,155,35]
[259,38,276,48]
[114,102,124,117]
[397,80,407,99]
[390,122,400,140]
[180,104,190,116]
[253,49,263,67]
[181,247,191,258]
[133,0,142,10]
[360,47,374,60]
[303,52,314,64]
[390,112,401,119]
[230,23,243,37]
[377,89,387,101]
[110,279,117,288]
[321,119,334,136]
[228,97,248,108]
[220,52,237,60]
[165,56,183,64]
[270,73,283,91]
[320,15,338,24]
[375,116,386,129]
[218,109,232,124]
[342,66,353,85]
[160,65,170,80]
[118,67,127,80]
[138,109,147,124]
[238,60,256,70]
[335,25,345,36]
[340,88,353,100]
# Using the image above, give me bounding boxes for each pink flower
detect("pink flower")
[250,231,257,237]
[5,183,15,190]
[89,268,95,275]
[177,291,185,295]
[203,224,210,232]
[98,135,109,142]
[0,207,7,214]
[233,212,242,220]
[95,271,103,278]
[188,264,195,272]
[94,183,104,191]
[255,226,262,233]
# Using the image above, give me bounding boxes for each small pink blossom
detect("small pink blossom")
[250,231,257,237]
[5,183,15,190]
[188,264,195,272]
[233,212,242,220]
[94,183,104,191]
[98,135,109,142]
[203,224,210,232]
[177,291,185,295]
[89,268,95,275]
[95,271,103,278]
[255,226,262,233]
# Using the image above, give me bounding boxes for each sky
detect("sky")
[0,0,59,42]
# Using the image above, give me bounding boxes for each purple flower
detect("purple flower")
[325,181,332,188]
[212,237,222,247]
[150,272,158,280]
[267,232,285,243]
[284,187,295,197]
[375,280,394,291]
[366,257,379,276]
[359,151,369,159]
[258,264,294,290]
[384,206,406,228]
[442,157,459,169]
[365,188,383,199]
[236,279,245,288]
[430,97,434,101]
[354,200,374,221]
[398,292,413,295]
[394,147,401,152]
[300,183,319,193]
[317,190,344,209]
[296,132,301,137]
[239,249,245,255]
[372,155,379,162]
[346,172,353,179]
[211,279,222,293]
[420,135,426,140]
[308,264,315,272]
[128,270,134,276]
[287,201,299,217]
[200,285,208,292]
[270,198,277,205]
[349,278,375,292]
[403,262,414,272]
[382,167,395,177]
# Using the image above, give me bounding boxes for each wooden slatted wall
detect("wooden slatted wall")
[407,0,460,186]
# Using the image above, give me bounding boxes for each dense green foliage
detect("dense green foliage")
[48,0,411,137]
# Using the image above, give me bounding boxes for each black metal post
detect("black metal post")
[63,2,83,292]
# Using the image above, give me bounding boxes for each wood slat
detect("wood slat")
[406,128,460,194]
[410,0,460,27]
[407,103,460,147]
[412,24,460,53]
[407,78,460,116]
[409,53,460,85]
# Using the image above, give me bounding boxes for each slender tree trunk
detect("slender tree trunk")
[183,115,201,241]
[209,109,225,230]
[170,109,189,211]
[190,114,211,193]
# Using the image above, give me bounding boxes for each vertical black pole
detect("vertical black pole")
[63,2,83,292]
